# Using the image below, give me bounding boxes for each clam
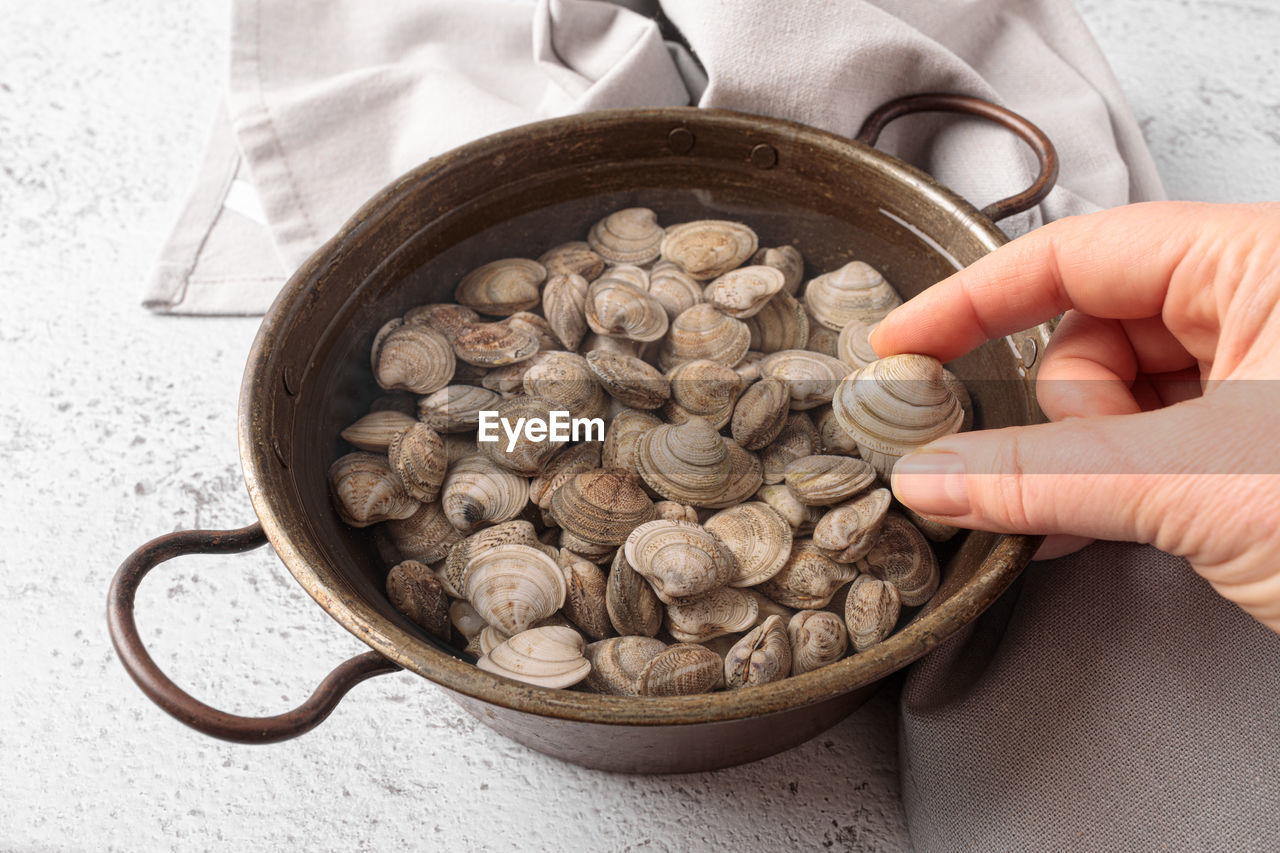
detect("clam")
[328,452,419,527]
[417,385,502,434]
[558,550,613,640]
[647,260,703,319]
[814,405,860,456]
[657,303,751,371]
[404,303,481,341]
[634,643,724,696]
[703,265,786,319]
[541,272,590,351]
[759,412,821,485]
[385,560,450,641]
[757,540,859,609]
[831,354,964,479]
[538,241,605,281]
[601,408,662,474]
[787,610,848,675]
[477,625,590,689]
[636,417,731,506]
[372,324,455,395]
[600,263,650,291]
[504,311,560,351]
[529,443,601,511]
[855,512,939,607]
[660,220,758,280]
[664,359,744,429]
[724,615,791,689]
[370,317,404,369]
[584,277,669,342]
[440,453,530,533]
[703,502,793,587]
[387,422,447,502]
[904,505,961,543]
[454,257,545,317]
[836,318,880,369]
[758,349,847,410]
[478,396,567,476]
[606,546,663,637]
[580,332,641,358]
[624,520,735,604]
[558,530,617,564]
[587,207,664,265]
[462,543,567,636]
[385,501,465,563]
[756,484,824,533]
[441,520,540,595]
[751,245,804,295]
[844,574,901,652]
[733,350,766,384]
[479,625,510,656]
[701,440,764,509]
[449,599,487,642]
[744,291,809,353]
[802,299,840,356]
[453,321,540,367]
[804,261,901,330]
[341,409,418,452]
[522,351,607,421]
[943,367,975,433]
[653,501,699,523]
[665,587,759,643]
[480,361,533,396]
[730,377,790,450]
[583,636,667,695]
[812,488,892,562]
[551,469,657,546]
[585,350,670,410]
[783,455,876,506]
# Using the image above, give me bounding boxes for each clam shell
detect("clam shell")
[478,396,568,476]
[757,540,859,609]
[657,303,751,371]
[441,453,530,533]
[370,317,404,369]
[703,502,793,587]
[479,625,509,656]
[665,587,759,643]
[372,324,455,395]
[624,520,735,605]
[660,220,758,280]
[942,367,975,433]
[804,261,901,330]
[700,440,764,509]
[480,361,533,396]
[558,550,614,641]
[751,245,804,295]
[855,512,939,607]
[417,385,502,434]
[788,610,848,675]
[802,298,840,356]
[647,260,703,319]
[522,351,607,421]
[831,354,964,479]
[731,377,790,450]
[815,405,860,456]
[442,520,540,595]
[664,359,744,430]
[463,543,568,636]
[733,350,766,384]
[606,546,663,637]
[404,303,480,341]
[341,410,418,452]
[385,501,464,563]
[580,332,641,358]
[587,207,664,265]
[585,350,670,410]
[529,443,601,511]
[844,574,901,652]
[454,258,545,317]
[654,500,699,524]
[583,636,667,695]
[584,277,669,342]
[636,417,731,506]
[503,311,560,351]
[783,455,877,506]
[601,408,662,474]
[600,263,649,290]
[329,452,419,527]
[477,625,590,689]
[759,412,820,485]
[724,615,791,689]
[634,643,724,696]
[386,560,450,641]
[539,241,605,281]
[756,484,823,533]
[744,291,809,353]
[387,422,447,502]
[551,469,657,546]
[558,530,617,564]
[758,349,848,410]
[453,321,540,367]
[449,599,487,641]
[703,265,786,319]
[541,272,590,351]
[812,488,892,562]
[836,318,880,369]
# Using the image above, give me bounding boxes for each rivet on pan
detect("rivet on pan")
[282,366,299,397]
[1020,337,1039,370]
[749,143,778,170]
[668,127,695,154]
[272,436,290,469]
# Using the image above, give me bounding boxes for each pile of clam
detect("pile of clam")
[329,208,972,696]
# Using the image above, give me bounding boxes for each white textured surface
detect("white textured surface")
[2,1,1277,850]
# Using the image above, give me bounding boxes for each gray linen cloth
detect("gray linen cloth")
[144,1,1280,849]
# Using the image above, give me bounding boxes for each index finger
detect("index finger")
[870,201,1203,362]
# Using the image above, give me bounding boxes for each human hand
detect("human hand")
[871,202,1280,631]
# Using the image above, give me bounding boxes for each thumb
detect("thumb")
[889,406,1203,544]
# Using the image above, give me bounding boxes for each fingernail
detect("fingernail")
[892,451,970,516]
[867,323,884,356]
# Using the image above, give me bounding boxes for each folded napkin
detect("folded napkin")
[144,0,1163,314]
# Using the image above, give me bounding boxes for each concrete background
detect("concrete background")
[2,1,1277,850]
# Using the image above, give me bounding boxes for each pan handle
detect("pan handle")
[107,523,399,744]
[855,93,1059,223]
